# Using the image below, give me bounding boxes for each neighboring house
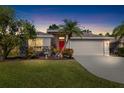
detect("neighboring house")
[47,29,113,56]
[118,37,124,48]
[110,37,124,54]
[111,37,124,48]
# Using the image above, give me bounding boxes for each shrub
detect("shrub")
[51,48,60,55]
[118,47,124,57]
[0,47,3,61]
[27,47,37,58]
[62,48,73,59]
[8,47,19,57]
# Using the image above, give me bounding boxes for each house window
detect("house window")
[59,37,65,40]
[28,38,43,47]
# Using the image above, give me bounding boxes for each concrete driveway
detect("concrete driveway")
[74,56,124,84]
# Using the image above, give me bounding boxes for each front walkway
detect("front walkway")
[74,55,124,84]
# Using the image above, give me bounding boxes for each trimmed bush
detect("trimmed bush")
[27,47,37,58]
[51,48,60,56]
[8,47,19,57]
[62,48,73,59]
[118,47,124,57]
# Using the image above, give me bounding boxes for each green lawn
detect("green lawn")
[0,59,124,88]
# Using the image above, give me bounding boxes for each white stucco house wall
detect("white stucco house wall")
[28,32,53,51]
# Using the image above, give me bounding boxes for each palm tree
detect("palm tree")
[58,19,82,56]
[113,22,124,41]
[112,22,124,52]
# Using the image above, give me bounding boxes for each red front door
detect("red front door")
[59,40,65,50]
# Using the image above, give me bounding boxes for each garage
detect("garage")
[67,37,113,56]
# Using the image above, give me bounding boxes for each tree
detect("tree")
[105,32,111,37]
[17,20,36,57]
[0,6,36,59]
[59,19,82,56]
[98,33,103,36]
[112,22,124,41]
[111,22,124,50]
[0,6,19,59]
[48,24,59,30]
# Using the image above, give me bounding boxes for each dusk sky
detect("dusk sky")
[12,5,124,34]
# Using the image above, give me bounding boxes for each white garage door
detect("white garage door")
[69,40,104,56]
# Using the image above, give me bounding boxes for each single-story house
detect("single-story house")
[26,30,114,56]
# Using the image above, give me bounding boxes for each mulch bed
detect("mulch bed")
[0,56,73,61]
[38,56,73,60]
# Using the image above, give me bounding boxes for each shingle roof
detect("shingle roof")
[71,37,114,40]
[36,31,53,38]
